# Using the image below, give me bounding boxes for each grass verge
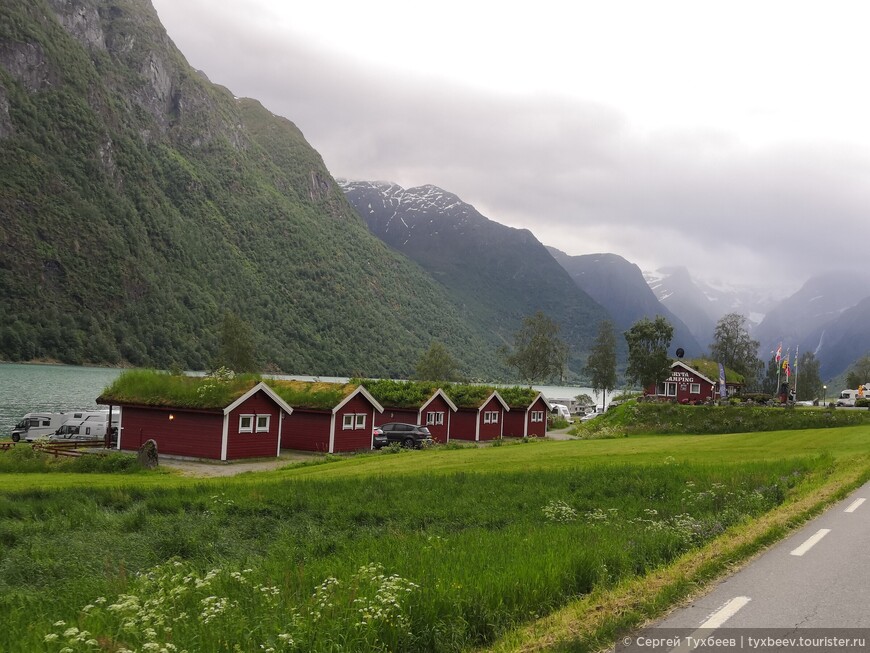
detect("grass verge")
[485,454,870,652]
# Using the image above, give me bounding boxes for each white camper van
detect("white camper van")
[12,410,113,442]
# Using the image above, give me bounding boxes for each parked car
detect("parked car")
[372,426,388,449]
[373,423,433,449]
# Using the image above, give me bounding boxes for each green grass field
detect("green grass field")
[2,426,869,653]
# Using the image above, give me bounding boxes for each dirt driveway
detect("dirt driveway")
[159,452,321,477]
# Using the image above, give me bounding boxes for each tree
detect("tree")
[624,316,674,394]
[709,313,763,388]
[585,320,618,411]
[760,355,781,395]
[415,341,459,381]
[794,350,822,402]
[504,311,568,384]
[846,354,870,388]
[214,312,258,373]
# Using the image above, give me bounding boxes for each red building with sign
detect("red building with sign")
[645,361,742,403]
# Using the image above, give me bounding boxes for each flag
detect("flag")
[782,355,790,378]
[774,343,782,363]
[718,362,727,399]
[793,346,799,373]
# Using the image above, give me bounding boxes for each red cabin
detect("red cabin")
[502,392,549,438]
[101,382,293,461]
[448,390,510,441]
[281,385,384,453]
[645,361,742,403]
[418,389,457,443]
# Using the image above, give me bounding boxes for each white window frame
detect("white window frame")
[666,383,677,397]
[426,411,444,426]
[342,414,354,430]
[354,413,366,430]
[483,411,499,424]
[531,410,544,423]
[256,414,271,433]
[239,414,254,433]
[690,383,701,395]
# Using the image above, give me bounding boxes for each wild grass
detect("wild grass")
[0,444,145,474]
[574,400,870,437]
[0,454,830,653]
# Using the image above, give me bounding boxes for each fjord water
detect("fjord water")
[0,363,123,436]
[0,363,602,438]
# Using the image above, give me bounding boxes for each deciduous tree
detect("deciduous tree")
[585,320,617,411]
[846,354,870,388]
[794,350,822,402]
[709,313,763,388]
[415,341,460,381]
[215,312,258,373]
[624,316,674,394]
[504,312,568,384]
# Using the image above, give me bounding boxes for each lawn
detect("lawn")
[1,426,869,652]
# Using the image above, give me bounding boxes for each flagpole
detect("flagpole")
[775,341,782,401]
[794,345,799,400]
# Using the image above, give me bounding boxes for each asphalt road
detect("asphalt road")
[620,481,870,652]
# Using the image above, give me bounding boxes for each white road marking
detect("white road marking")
[669,596,751,652]
[845,498,866,513]
[790,528,831,556]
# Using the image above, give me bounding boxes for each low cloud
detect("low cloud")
[156,1,870,292]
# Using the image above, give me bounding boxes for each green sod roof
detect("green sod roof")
[357,378,442,409]
[497,386,541,407]
[683,359,745,385]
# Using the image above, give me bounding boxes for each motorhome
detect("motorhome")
[836,384,870,407]
[49,413,117,441]
[12,410,113,442]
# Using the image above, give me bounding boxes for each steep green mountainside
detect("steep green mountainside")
[340,181,616,375]
[0,0,504,378]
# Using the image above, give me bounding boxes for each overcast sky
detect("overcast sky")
[150,0,870,294]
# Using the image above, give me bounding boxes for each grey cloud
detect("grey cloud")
[155,2,869,291]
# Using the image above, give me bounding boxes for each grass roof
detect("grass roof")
[444,384,500,408]
[684,359,745,385]
[267,379,358,411]
[98,369,260,410]
[498,386,541,407]
[99,370,360,411]
[356,378,442,409]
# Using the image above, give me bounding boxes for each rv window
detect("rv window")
[41,420,49,427]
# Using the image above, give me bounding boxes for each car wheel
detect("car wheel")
[11,433,19,442]
[402,437,415,449]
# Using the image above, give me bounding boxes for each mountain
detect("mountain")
[644,266,779,346]
[339,181,615,376]
[547,249,702,357]
[805,295,870,379]
[753,271,870,378]
[0,0,505,378]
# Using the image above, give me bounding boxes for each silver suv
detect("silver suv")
[374,423,433,449]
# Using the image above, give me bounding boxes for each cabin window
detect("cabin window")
[239,415,254,433]
[343,414,354,430]
[483,411,499,424]
[256,414,270,433]
[426,411,444,426]
[355,413,366,429]
[531,410,544,423]
[665,383,677,397]
[690,383,701,394]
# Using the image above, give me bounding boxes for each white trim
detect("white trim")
[690,383,701,394]
[446,408,451,442]
[115,406,122,451]
[354,413,366,430]
[276,412,283,457]
[332,385,384,414]
[328,414,336,453]
[370,407,376,449]
[239,414,254,433]
[223,381,295,417]
[669,361,716,387]
[255,414,270,433]
[419,388,458,414]
[475,408,480,441]
[342,413,354,430]
[220,414,229,461]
